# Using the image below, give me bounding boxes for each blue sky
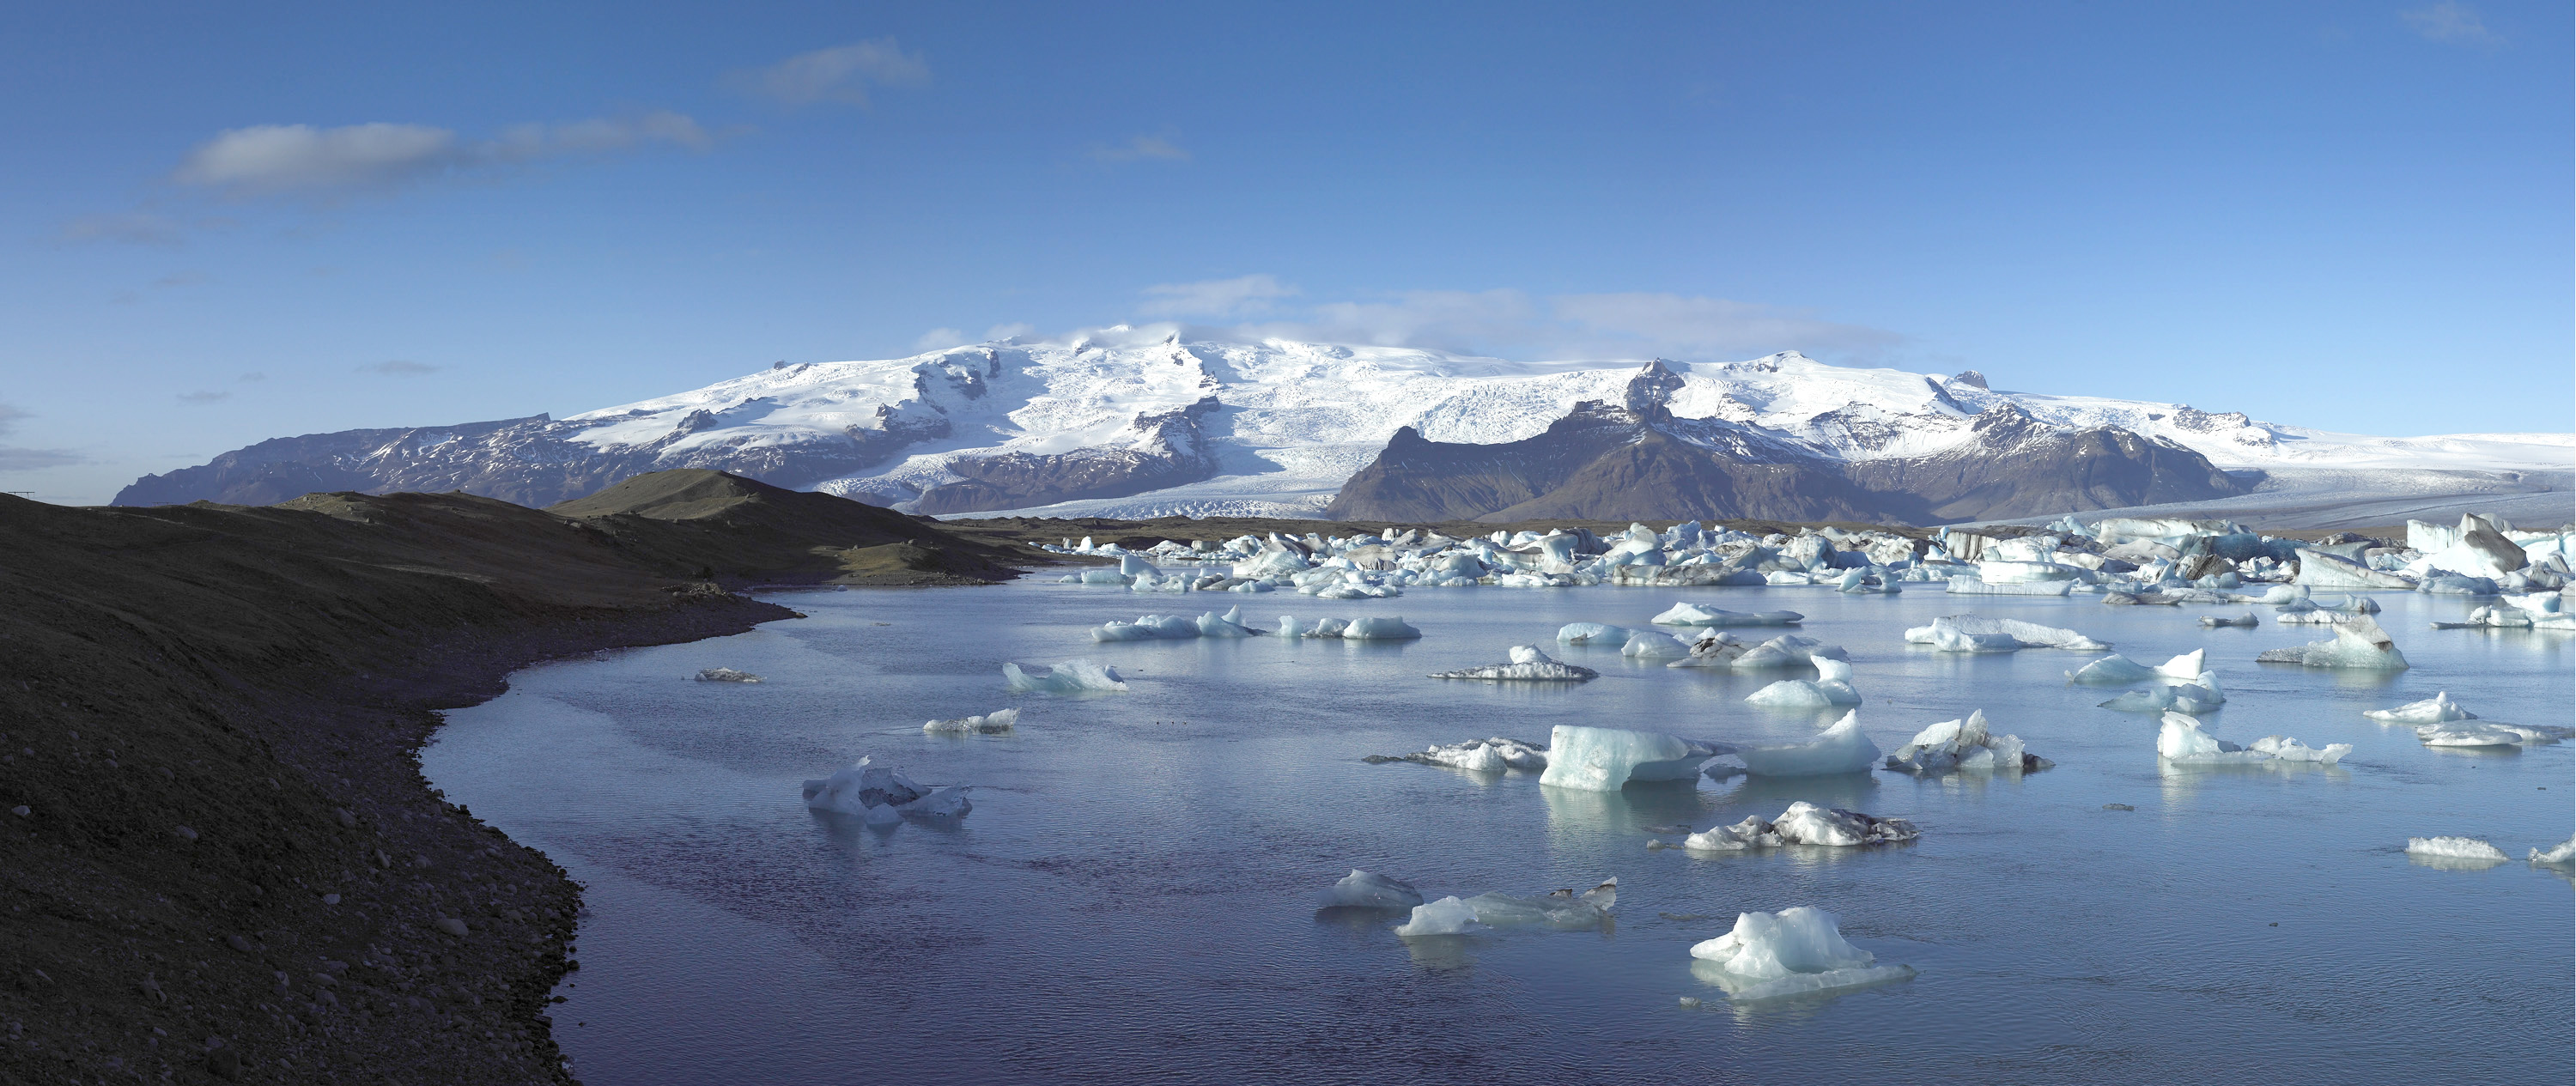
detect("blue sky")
[2,1,2567,503]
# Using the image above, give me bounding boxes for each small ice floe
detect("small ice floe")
[1319,870,1425,910]
[1556,622,1632,645]
[1744,657,1863,707]
[2405,836,2509,863]
[1905,615,2108,652]
[1944,577,2072,597]
[1394,878,1619,937]
[2364,692,2473,725]
[2200,612,2261,628]
[1090,607,1265,641]
[923,708,1018,735]
[1365,737,1550,773]
[1881,709,2051,774]
[1281,616,1422,640]
[2415,721,2573,748]
[1429,645,1598,682]
[1001,659,1130,694]
[1671,633,1850,670]
[2530,837,2575,868]
[2096,671,2226,715]
[801,756,970,825]
[1688,907,1915,1002]
[695,668,762,683]
[1540,725,1726,791]
[1680,802,1919,851]
[2066,650,2204,686]
[1651,603,1803,628]
[1727,712,1880,777]
[2255,616,2410,670]
[2156,713,2349,765]
[1620,629,1692,658]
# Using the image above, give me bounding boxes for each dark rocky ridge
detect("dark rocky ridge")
[1325,361,2251,525]
[0,472,1036,1083]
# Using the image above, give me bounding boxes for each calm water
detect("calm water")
[425,575,2574,1085]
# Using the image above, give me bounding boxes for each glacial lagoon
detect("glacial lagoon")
[425,579,2573,1085]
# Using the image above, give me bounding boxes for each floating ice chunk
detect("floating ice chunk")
[1745,658,1863,707]
[1905,616,2108,652]
[1682,802,1919,851]
[2157,712,2346,764]
[2530,837,2576,867]
[1394,896,1484,936]
[1556,622,1631,645]
[1540,725,1722,791]
[2364,692,2474,724]
[1689,907,1913,1002]
[2065,652,2203,685]
[1195,606,1260,637]
[802,757,969,821]
[2415,720,2572,747]
[1339,616,1421,640]
[1368,736,1552,772]
[1321,870,1425,910]
[923,707,1019,734]
[1091,614,1198,641]
[2097,672,2225,715]
[695,668,762,683]
[1728,634,1850,670]
[897,786,972,819]
[2256,616,2410,670]
[1429,646,1597,682]
[1730,712,1880,777]
[2406,836,2509,861]
[2294,549,2416,589]
[1001,658,1130,694]
[1652,604,1803,627]
[1620,630,1692,658]
[1882,709,2050,774]
[2200,611,2261,628]
[1946,576,2072,597]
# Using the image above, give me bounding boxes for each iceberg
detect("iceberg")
[1556,622,1631,645]
[2254,616,2410,670]
[1619,629,1692,658]
[694,667,762,683]
[1540,725,1722,791]
[1428,645,1598,682]
[2294,549,2417,590]
[801,756,971,822]
[1651,603,1803,627]
[2097,671,2225,715]
[1688,907,1913,1002]
[1946,576,2073,597]
[923,707,1019,735]
[1394,879,1619,937]
[1367,736,1551,773]
[1394,896,1484,936]
[1905,615,2108,652]
[2199,611,2261,628]
[1681,802,1920,851]
[1321,870,1425,910]
[1745,657,1864,707]
[1724,634,1852,670]
[1882,709,2050,774]
[1729,712,1881,777]
[2363,692,2473,725]
[2530,837,2576,867]
[1091,614,1199,641]
[2415,721,2573,748]
[2405,836,2509,861]
[1340,616,1423,640]
[2066,649,2204,686]
[1001,658,1131,694]
[2156,712,2348,765]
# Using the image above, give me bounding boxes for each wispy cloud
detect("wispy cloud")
[55,211,193,246]
[1138,274,1297,319]
[2401,3,2502,46]
[239,372,266,383]
[177,391,231,404]
[151,270,208,289]
[171,112,712,198]
[914,322,1039,352]
[1089,135,1190,164]
[737,39,930,106]
[356,360,439,375]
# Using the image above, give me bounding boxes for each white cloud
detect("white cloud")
[982,322,1036,342]
[1090,135,1190,163]
[2401,3,2502,45]
[177,391,231,403]
[740,39,929,106]
[1138,274,1298,319]
[1552,293,1903,359]
[357,360,439,376]
[913,327,969,351]
[171,112,711,197]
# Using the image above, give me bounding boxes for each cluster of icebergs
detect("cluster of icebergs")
[1526,709,2050,787]
[2362,691,2573,749]
[1313,870,1623,937]
[2069,650,2228,713]
[2407,835,2576,869]
[1001,658,1130,694]
[1364,736,1552,773]
[2155,713,2350,765]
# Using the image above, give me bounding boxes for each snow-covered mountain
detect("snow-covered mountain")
[114,325,2573,525]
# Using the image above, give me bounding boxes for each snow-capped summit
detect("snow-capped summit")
[114,325,2572,525]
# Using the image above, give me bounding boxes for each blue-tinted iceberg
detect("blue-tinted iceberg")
[1002,658,1130,694]
[1728,712,1880,777]
[1688,907,1915,1002]
[1540,725,1722,791]
[1321,870,1425,910]
[1745,657,1863,707]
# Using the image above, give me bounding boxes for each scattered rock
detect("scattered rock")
[173,826,198,841]
[224,934,252,953]
[435,917,470,937]
[9,805,25,817]
[204,1047,240,1079]
[334,808,358,828]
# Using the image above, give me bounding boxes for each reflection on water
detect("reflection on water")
[423,580,2573,1086]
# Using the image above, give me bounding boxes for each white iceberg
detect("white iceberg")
[1394,879,1619,936]
[1556,622,1632,645]
[1370,736,1552,773]
[1429,645,1597,682]
[2156,713,2348,765]
[1745,657,1864,707]
[2364,691,2473,725]
[2530,837,2575,867]
[694,667,762,683]
[2066,649,2205,686]
[1681,802,1920,851]
[2405,836,2509,861]
[1688,907,1914,1002]
[1882,709,2050,774]
[2096,671,2226,715]
[1729,712,1881,777]
[1001,658,1131,694]
[1723,634,1852,670]
[1905,615,2108,652]
[1946,576,2072,597]
[1091,614,1198,641]
[1619,629,1692,658]
[2199,611,2261,628]
[1540,725,1722,791]
[923,707,1019,734]
[2415,721,2573,747]
[2256,616,2410,670]
[1394,896,1484,936]
[1651,603,1803,627]
[1321,870,1425,910]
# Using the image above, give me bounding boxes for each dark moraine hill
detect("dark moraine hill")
[0,471,1037,1083]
